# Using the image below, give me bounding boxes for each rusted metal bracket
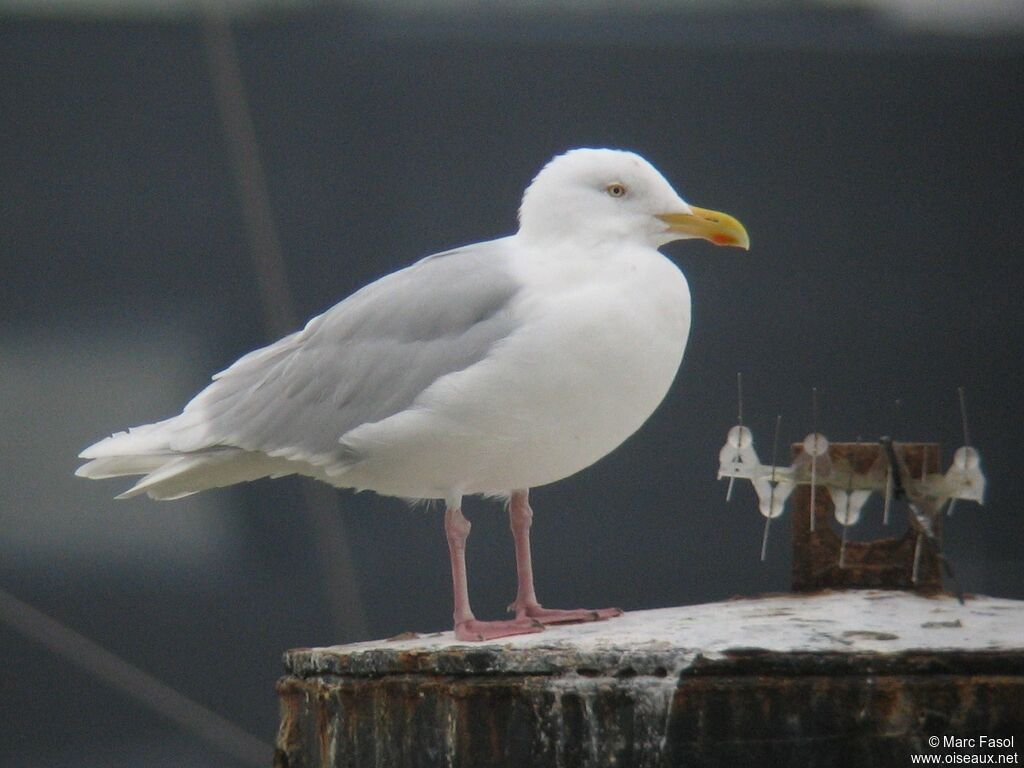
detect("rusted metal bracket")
[790,442,944,594]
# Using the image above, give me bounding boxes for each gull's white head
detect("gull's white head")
[517,148,749,250]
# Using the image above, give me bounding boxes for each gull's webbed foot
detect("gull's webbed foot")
[508,601,623,625]
[454,617,544,642]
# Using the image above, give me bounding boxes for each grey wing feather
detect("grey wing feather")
[166,239,521,467]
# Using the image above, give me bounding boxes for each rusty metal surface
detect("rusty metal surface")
[275,592,1024,768]
[790,442,945,594]
[274,652,1024,768]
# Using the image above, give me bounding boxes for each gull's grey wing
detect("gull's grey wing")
[165,238,522,467]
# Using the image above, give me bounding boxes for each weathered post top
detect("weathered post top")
[276,591,1024,768]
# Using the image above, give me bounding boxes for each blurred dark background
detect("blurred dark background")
[2,1,1022,765]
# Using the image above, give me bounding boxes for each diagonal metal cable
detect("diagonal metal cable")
[0,586,270,767]
[199,6,369,641]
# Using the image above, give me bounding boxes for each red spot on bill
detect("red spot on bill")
[711,233,736,245]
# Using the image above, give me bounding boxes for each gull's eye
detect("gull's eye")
[605,183,627,198]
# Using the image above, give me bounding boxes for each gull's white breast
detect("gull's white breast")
[338,239,691,499]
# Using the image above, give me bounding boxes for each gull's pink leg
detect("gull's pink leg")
[444,503,543,642]
[506,489,623,625]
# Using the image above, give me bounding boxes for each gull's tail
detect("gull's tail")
[77,422,280,500]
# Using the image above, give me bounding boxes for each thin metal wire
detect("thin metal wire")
[883,399,901,525]
[839,436,859,569]
[809,387,818,533]
[958,386,972,448]
[0,586,270,767]
[911,532,923,583]
[726,372,742,502]
[883,465,893,525]
[737,372,744,425]
[760,414,782,562]
[200,7,369,640]
[949,386,971,518]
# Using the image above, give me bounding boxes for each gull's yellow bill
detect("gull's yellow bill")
[657,207,750,249]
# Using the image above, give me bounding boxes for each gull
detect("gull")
[77,148,749,641]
